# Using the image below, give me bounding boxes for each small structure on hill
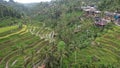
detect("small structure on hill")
[114,13,120,20]
[81,6,101,17]
[94,11,101,16]
[82,6,95,14]
[104,11,115,22]
[114,14,120,25]
[94,17,107,26]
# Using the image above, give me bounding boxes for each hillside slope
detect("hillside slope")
[1,0,120,68]
[77,25,120,67]
[98,0,120,11]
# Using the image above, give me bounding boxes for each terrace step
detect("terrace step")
[0,25,27,39]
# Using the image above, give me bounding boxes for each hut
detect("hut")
[94,17,107,26]
[82,6,97,16]
[115,14,120,25]
[114,13,120,20]
[94,11,101,17]
[104,11,115,21]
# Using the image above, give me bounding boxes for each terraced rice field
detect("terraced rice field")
[0,25,55,68]
[74,25,120,67]
[2,23,120,68]
[0,25,19,33]
[0,25,20,37]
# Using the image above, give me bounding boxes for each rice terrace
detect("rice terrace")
[0,0,120,68]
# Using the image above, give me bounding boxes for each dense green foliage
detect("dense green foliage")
[98,0,120,11]
[0,4,21,18]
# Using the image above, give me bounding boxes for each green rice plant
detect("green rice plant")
[0,25,18,33]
